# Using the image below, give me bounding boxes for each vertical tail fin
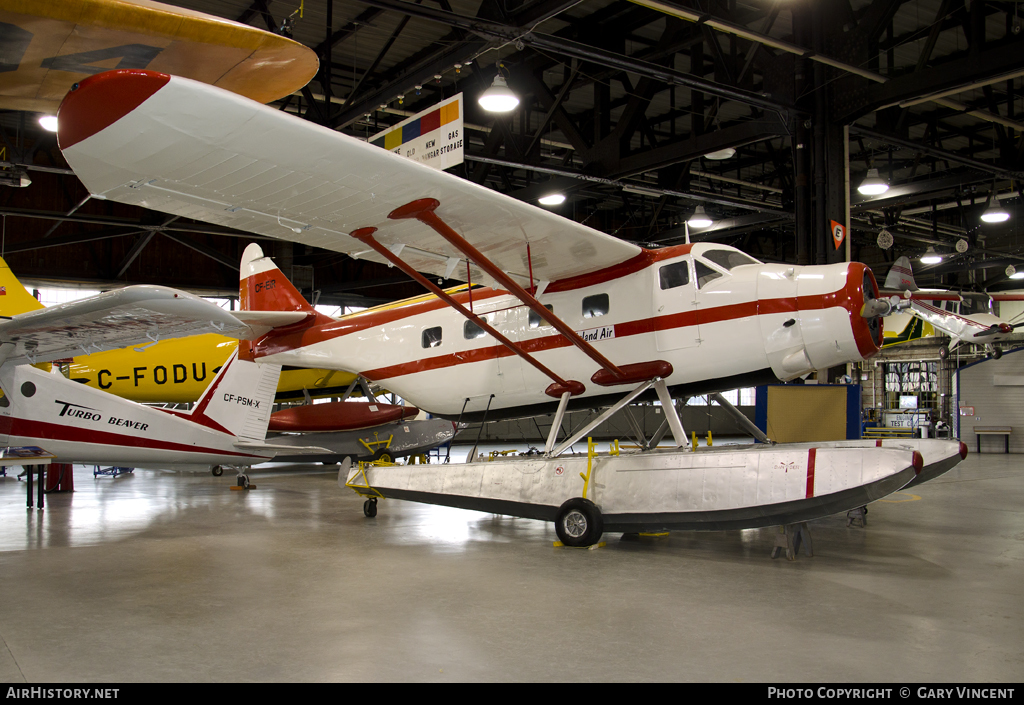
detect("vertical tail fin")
[239,243,315,313]
[884,256,918,292]
[0,257,45,318]
[190,349,282,441]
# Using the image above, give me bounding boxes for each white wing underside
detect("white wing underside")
[0,285,250,366]
[61,75,642,286]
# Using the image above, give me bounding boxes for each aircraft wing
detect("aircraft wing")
[0,285,250,366]
[58,71,643,288]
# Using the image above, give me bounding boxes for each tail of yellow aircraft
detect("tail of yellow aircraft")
[0,257,45,317]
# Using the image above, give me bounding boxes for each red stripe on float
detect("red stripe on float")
[806,448,817,499]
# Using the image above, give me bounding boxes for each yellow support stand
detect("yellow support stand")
[692,431,698,450]
[609,439,620,456]
[358,432,394,456]
[580,437,597,499]
[345,462,385,500]
[706,431,713,447]
[553,541,606,550]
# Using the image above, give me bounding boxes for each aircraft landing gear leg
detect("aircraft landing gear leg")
[230,471,254,490]
[363,498,378,517]
[770,522,813,560]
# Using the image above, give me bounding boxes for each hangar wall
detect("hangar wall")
[956,349,1024,454]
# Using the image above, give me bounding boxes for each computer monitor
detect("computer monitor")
[899,395,918,409]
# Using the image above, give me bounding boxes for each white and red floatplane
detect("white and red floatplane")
[55,69,967,546]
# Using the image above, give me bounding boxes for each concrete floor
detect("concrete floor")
[0,449,1021,683]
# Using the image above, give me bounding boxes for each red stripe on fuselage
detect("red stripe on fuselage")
[255,261,878,380]
[254,288,507,359]
[0,417,265,459]
[543,245,693,294]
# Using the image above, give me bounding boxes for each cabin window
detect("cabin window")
[695,261,722,289]
[421,326,443,348]
[529,304,554,328]
[582,294,609,318]
[659,261,690,290]
[464,317,488,339]
[702,249,759,270]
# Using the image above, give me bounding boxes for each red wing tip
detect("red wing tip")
[959,441,969,459]
[58,69,171,150]
[912,450,924,474]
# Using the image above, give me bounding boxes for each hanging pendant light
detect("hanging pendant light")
[538,193,565,206]
[920,246,942,264]
[478,75,519,113]
[687,205,712,228]
[981,193,1010,223]
[704,147,736,160]
[857,168,889,196]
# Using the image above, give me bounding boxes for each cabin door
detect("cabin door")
[653,258,700,351]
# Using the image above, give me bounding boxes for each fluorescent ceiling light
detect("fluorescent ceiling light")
[857,168,889,196]
[538,193,565,206]
[687,205,712,228]
[704,147,736,160]
[38,115,58,132]
[981,194,1010,223]
[1011,271,1024,280]
[622,185,662,198]
[478,75,519,113]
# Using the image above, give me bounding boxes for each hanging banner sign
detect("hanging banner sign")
[368,93,463,170]
[830,220,847,250]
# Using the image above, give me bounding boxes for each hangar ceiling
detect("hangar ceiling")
[1,0,1022,304]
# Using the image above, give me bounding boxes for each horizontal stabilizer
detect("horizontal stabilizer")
[0,285,250,367]
[233,441,332,455]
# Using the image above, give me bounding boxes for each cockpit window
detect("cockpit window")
[695,261,722,289]
[659,261,690,290]
[702,249,759,270]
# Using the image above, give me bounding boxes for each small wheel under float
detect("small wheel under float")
[363,498,378,517]
[554,497,604,547]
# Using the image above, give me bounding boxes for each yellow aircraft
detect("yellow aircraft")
[0,258,356,403]
[0,0,318,113]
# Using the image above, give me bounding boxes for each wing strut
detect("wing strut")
[350,227,585,398]
[387,198,673,387]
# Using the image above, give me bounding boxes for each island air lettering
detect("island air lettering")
[576,325,615,342]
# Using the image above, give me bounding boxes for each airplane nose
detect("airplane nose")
[851,263,884,356]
